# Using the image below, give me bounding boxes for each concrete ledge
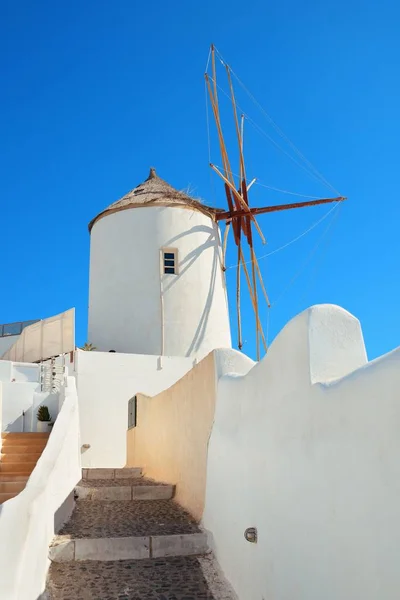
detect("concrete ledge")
[75,485,132,501]
[49,537,75,563]
[84,468,115,480]
[82,468,142,480]
[151,533,209,558]
[48,533,208,562]
[133,485,174,500]
[115,468,142,479]
[75,484,174,501]
[75,536,150,561]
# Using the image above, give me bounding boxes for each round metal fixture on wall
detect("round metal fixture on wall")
[244,527,258,543]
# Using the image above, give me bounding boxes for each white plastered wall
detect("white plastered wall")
[203,304,400,600]
[88,206,231,359]
[0,377,81,600]
[75,349,195,467]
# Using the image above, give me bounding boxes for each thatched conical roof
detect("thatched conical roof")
[88,168,220,232]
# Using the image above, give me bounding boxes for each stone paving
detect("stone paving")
[47,554,236,599]
[59,499,200,538]
[47,470,237,599]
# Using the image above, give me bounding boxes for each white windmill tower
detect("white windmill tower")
[87,168,232,358]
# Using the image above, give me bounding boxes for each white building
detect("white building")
[88,168,232,358]
[1,169,400,600]
[0,169,234,466]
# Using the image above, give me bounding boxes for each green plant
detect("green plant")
[37,405,51,422]
[81,342,96,351]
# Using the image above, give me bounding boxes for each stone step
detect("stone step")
[0,481,26,493]
[1,452,41,463]
[0,442,48,451]
[75,482,174,501]
[82,467,142,480]
[49,532,209,562]
[1,432,49,440]
[0,474,29,482]
[47,555,236,600]
[0,462,34,474]
[0,491,18,503]
[58,499,200,540]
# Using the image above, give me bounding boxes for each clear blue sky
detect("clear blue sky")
[1,0,399,360]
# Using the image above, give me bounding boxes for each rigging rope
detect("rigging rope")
[210,76,335,192]
[213,46,341,197]
[256,205,340,353]
[255,182,326,199]
[296,204,342,306]
[205,47,212,74]
[204,46,344,350]
[244,115,339,191]
[213,164,329,199]
[269,203,342,307]
[226,201,341,269]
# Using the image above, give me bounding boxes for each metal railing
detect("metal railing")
[40,356,66,393]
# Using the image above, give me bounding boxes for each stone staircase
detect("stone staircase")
[46,468,235,599]
[0,433,49,503]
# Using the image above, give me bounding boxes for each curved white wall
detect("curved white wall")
[204,305,400,600]
[88,206,231,358]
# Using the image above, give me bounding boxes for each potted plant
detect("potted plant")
[37,405,52,432]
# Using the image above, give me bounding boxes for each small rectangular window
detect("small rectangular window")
[128,395,137,429]
[162,249,177,275]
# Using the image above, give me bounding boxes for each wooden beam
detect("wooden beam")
[240,114,246,181]
[210,163,266,244]
[226,65,245,187]
[237,237,242,350]
[215,196,346,221]
[254,254,271,308]
[224,184,240,245]
[247,178,257,191]
[250,246,260,361]
[240,248,268,353]
[205,75,233,185]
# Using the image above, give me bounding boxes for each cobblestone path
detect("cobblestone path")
[46,472,236,599]
[47,555,231,599]
[59,498,200,538]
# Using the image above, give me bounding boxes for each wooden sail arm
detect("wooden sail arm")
[215,196,346,221]
[210,163,266,244]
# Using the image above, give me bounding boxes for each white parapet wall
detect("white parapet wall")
[203,304,400,600]
[75,349,195,467]
[0,376,81,600]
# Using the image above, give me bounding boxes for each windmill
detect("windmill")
[204,45,346,360]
